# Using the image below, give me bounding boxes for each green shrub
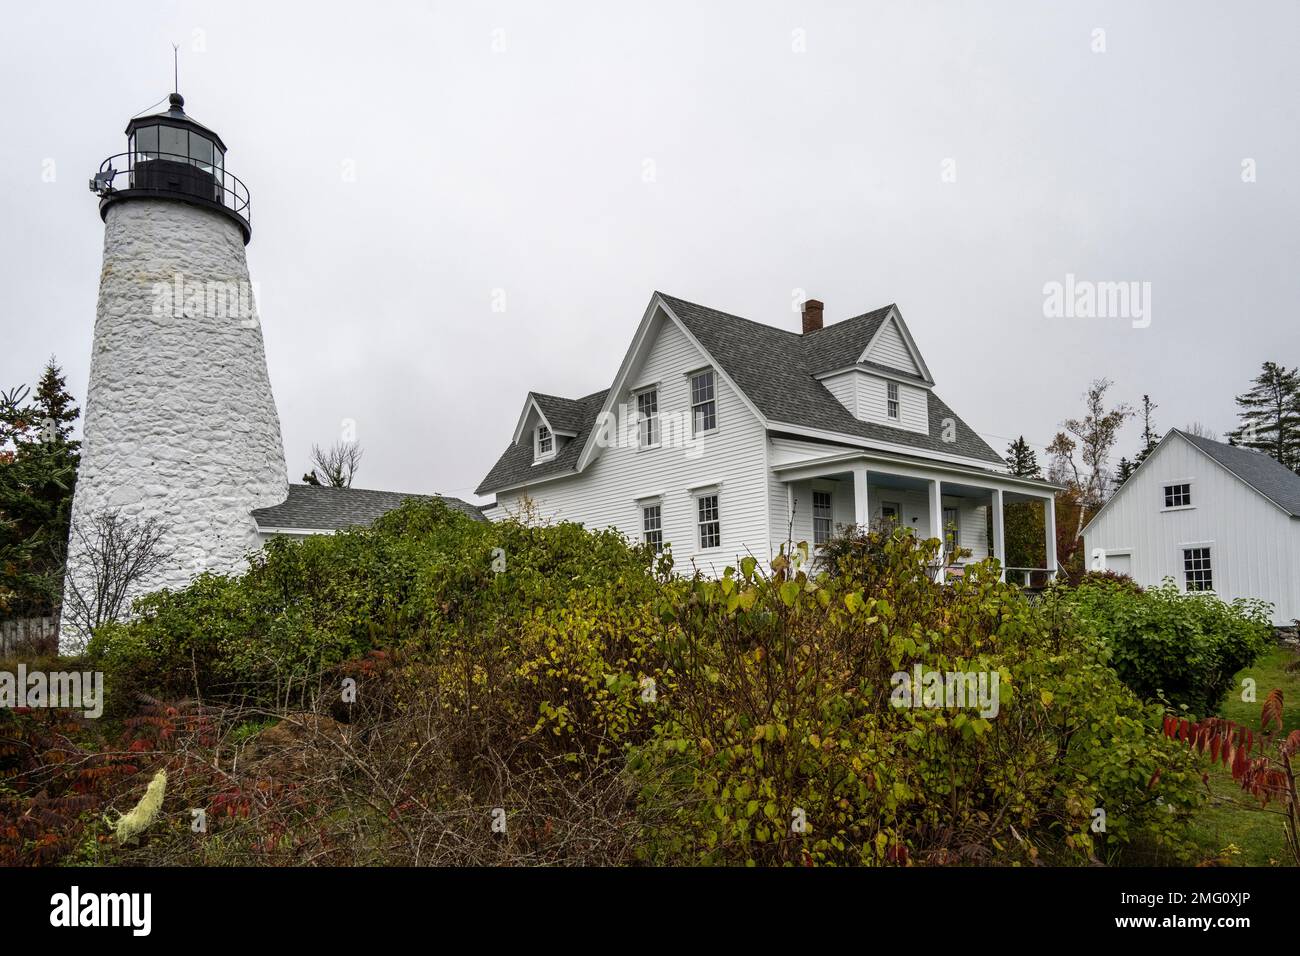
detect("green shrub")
[1074,569,1143,593]
[1061,579,1273,716]
[87,499,661,710]
[633,529,1201,865]
[79,512,1204,866]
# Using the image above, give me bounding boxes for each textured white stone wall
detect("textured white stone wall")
[62,199,288,647]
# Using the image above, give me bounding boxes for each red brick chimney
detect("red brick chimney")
[802,298,824,334]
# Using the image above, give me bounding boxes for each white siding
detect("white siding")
[1084,435,1300,624]
[821,372,857,417]
[493,318,771,572]
[819,370,928,435]
[865,316,922,376]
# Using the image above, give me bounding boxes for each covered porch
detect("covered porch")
[772,451,1059,585]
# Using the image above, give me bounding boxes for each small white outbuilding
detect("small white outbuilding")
[1083,429,1300,625]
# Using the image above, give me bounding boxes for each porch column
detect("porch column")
[852,465,869,530]
[927,479,943,551]
[991,488,1006,581]
[1043,495,1057,580]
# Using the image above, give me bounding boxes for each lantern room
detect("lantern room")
[91,92,252,243]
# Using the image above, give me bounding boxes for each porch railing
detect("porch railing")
[1003,567,1059,589]
[928,564,1058,587]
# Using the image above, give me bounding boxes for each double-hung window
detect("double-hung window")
[697,494,721,550]
[813,490,833,546]
[1183,547,1213,591]
[643,504,663,552]
[691,370,717,435]
[942,506,959,556]
[636,388,659,448]
[535,424,553,459]
[886,382,900,420]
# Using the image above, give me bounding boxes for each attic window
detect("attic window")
[691,370,717,435]
[636,387,660,447]
[1163,483,1191,508]
[535,424,554,461]
[886,382,900,420]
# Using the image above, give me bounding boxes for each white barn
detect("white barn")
[1084,429,1300,625]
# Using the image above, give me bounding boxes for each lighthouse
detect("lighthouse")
[62,90,288,646]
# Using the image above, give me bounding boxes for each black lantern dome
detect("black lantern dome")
[92,92,252,243]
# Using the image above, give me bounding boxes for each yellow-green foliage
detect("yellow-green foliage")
[109,769,167,844]
[84,501,1207,866]
[631,533,1203,866]
[517,592,670,759]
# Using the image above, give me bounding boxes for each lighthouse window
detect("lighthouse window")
[159,125,187,160]
[134,125,159,158]
[189,135,214,168]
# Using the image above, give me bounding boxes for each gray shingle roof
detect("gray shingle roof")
[1177,430,1300,517]
[476,292,1005,495]
[475,390,609,495]
[659,293,1002,465]
[531,392,592,433]
[252,484,486,531]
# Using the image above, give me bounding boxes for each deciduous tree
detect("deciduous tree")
[1047,379,1132,572]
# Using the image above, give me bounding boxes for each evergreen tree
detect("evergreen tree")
[1227,361,1300,472]
[1005,436,1041,478]
[1134,394,1161,466]
[1003,437,1044,575]
[1115,457,1136,485]
[0,358,81,616]
[31,357,80,447]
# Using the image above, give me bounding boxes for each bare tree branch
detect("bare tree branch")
[309,442,364,488]
[63,510,171,641]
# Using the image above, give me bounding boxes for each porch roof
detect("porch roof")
[770,446,1062,498]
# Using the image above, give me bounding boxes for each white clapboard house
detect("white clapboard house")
[1084,429,1300,624]
[477,292,1059,578]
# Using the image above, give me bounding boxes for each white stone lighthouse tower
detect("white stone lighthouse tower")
[63,91,288,645]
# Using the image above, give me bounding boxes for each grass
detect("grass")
[1185,642,1299,866]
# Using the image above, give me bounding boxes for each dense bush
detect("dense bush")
[1074,569,1143,593]
[635,532,1199,864]
[86,499,660,710]
[1060,579,1273,716]
[63,507,1205,865]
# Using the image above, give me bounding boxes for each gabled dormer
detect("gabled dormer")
[808,305,933,435]
[512,393,581,464]
[860,310,930,380]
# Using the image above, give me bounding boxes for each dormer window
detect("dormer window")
[886,382,900,420]
[534,424,554,461]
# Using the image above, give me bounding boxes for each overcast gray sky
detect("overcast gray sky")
[2,1,1296,503]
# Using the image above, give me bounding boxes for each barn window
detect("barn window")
[1182,547,1213,592]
